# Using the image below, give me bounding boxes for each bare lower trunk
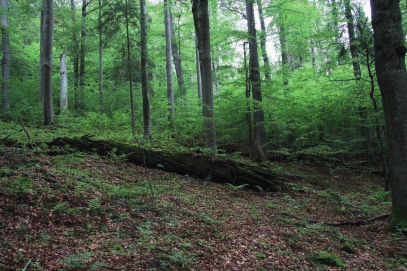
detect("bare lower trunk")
[164,0,175,124]
[1,0,10,116]
[370,0,407,231]
[140,0,151,138]
[41,0,54,125]
[60,47,68,112]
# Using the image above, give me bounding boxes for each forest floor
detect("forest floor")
[0,142,406,270]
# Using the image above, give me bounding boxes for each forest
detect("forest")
[0,0,407,270]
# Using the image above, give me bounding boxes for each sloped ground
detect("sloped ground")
[0,144,406,270]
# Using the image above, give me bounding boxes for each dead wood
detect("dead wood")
[309,214,390,227]
[47,135,302,191]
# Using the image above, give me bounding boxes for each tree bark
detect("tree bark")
[98,0,103,113]
[48,135,300,191]
[71,0,79,112]
[246,0,266,161]
[169,10,187,104]
[256,0,271,80]
[41,0,54,125]
[60,47,68,112]
[192,0,217,151]
[125,0,136,138]
[1,0,10,116]
[79,0,88,112]
[140,0,151,138]
[370,0,407,231]
[164,0,175,124]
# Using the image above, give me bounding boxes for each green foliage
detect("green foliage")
[89,197,101,212]
[225,183,249,191]
[307,251,345,268]
[10,175,33,194]
[60,252,94,269]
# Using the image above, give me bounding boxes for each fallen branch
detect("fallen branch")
[48,135,302,191]
[309,214,390,227]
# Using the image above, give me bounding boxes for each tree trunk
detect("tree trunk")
[98,0,103,113]
[60,47,68,112]
[256,0,271,80]
[140,0,151,138]
[278,22,289,92]
[1,0,10,116]
[344,0,371,158]
[71,0,79,112]
[246,0,266,161]
[79,0,87,112]
[370,0,407,231]
[125,0,136,138]
[169,10,187,105]
[41,0,54,125]
[192,0,217,152]
[48,135,300,191]
[195,36,202,98]
[164,0,175,125]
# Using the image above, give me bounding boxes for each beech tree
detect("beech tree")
[40,0,54,125]
[60,47,67,112]
[370,0,407,231]
[164,0,175,124]
[1,0,10,116]
[140,0,151,138]
[192,0,217,151]
[246,0,266,160]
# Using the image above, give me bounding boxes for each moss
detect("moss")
[388,205,407,232]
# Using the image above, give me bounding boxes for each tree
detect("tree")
[192,0,217,151]
[98,0,103,112]
[125,0,136,138]
[41,0,54,125]
[1,0,10,116]
[256,0,271,80]
[60,47,68,112]
[78,0,92,112]
[164,0,175,124]
[140,0,151,138]
[71,0,79,111]
[169,10,186,105]
[246,0,266,161]
[370,0,407,231]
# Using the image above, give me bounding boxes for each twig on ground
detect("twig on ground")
[309,214,390,227]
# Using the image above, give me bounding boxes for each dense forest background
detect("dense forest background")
[1,0,407,163]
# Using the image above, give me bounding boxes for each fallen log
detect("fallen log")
[48,135,301,191]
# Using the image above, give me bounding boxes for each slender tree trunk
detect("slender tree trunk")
[246,0,266,161]
[370,0,407,231]
[98,0,103,113]
[125,0,136,138]
[140,0,151,138]
[164,0,175,125]
[79,0,88,112]
[41,0,54,125]
[1,0,10,116]
[192,0,217,152]
[71,0,79,111]
[244,42,253,155]
[344,0,361,79]
[279,22,289,92]
[344,0,371,158]
[169,10,187,105]
[60,47,68,112]
[195,36,202,99]
[256,0,271,80]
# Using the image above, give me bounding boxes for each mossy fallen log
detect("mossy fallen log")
[48,135,301,191]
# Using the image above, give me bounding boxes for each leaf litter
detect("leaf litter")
[0,146,406,270]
